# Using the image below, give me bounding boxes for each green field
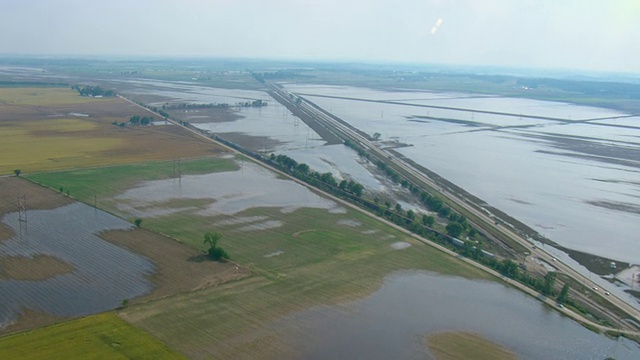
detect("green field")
[120,207,491,358]
[27,156,238,210]
[0,313,185,360]
[28,159,493,358]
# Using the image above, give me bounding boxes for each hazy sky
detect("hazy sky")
[1,0,639,73]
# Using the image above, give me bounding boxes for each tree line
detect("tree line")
[111,115,155,127]
[71,85,115,97]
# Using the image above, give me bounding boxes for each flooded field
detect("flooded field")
[116,78,271,106]
[284,84,640,267]
[0,203,154,331]
[268,272,640,360]
[114,161,341,217]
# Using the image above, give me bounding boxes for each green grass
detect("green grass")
[26,156,238,207]
[122,206,493,358]
[0,313,185,360]
[29,160,495,358]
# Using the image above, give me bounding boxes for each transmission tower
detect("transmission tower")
[18,194,27,243]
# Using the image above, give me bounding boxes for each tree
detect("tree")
[204,232,221,249]
[373,132,381,140]
[543,272,557,296]
[422,214,435,227]
[134,218,143,227]
[446,222,464,238]
[557,283,570,304]
[14,169,21,176]
[204,232,229,261]
[499,259,520,279]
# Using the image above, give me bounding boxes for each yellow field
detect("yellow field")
[0,87,225,175]
[0,313,185,359]
[0,87,98,106]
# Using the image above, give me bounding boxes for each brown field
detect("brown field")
[0,176,72,221]
[0,87,227,175]
[0,255,74,281]
[0,176,249,333]
[100,228,251,303]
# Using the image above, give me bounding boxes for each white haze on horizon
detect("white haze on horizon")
[1,0,639,74]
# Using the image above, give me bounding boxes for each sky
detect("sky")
[1,0,639,73]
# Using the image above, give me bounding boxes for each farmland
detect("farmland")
[0,176,246,335]
[0,86,225,174]
[0,313,184,360]
[28,157,493,358]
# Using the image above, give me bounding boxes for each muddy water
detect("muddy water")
[0,203,154,329]
[270,272,640,359]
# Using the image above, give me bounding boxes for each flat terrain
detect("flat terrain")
[26,156,238,215]
[426,331,517,360]
[0,313,185,359]
[0,176,73,241]
[118,205,491,359]
[0,176,248,334]
[100,228,251,302]
[0,86,225,174]
[0,254,74,281]
[29,159,493,358]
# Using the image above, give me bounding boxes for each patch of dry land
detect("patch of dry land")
[101,228,251,303]
[0,255,74,281]
[0,86,226,174]
[426,331,517,360]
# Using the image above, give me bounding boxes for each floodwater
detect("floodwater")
[0,203,154,329]
[193,102,327,152]
[115,161,342,217]
[268,272,640,359]
[284,84,640,266]
[117,78,271,105]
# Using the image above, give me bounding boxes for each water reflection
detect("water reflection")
[270,272,640,359]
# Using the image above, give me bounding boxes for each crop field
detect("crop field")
[28,156,492,358]
[119,206,491,359]
[0,176,246,335]
[0,86,226,174]
[0,313,185,360]
[26,155,238,215]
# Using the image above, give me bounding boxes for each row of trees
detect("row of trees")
[129,115,154,125]
[342,134,582,308]
[162,100,267,111]
[71,85,115,97]
[111,115,155,127]
[269,153,364,197]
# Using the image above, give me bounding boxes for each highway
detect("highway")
[268,84,640,330]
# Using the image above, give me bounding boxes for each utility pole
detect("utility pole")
[18,194,27,243]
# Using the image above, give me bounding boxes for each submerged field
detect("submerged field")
[0,86,225,174]
[28,155,495,358]
[8,79,640,358]
[0,176,246,335]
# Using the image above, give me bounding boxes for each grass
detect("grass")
[0,86,98,106]
[425,331,517,360]
[120,206,493,358]
[29,159,495,358]
[0,313,185,360]
[26,156,237,208]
